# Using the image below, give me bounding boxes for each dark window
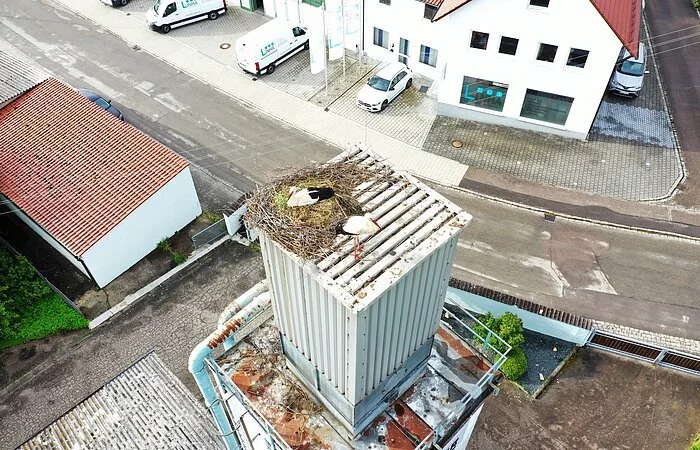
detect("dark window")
[373,27,389,49]
[293,27,306,37]
[520,89,573,125]
[499,37,519,55]
[537,43,557,62]
[398,37,409,64]
[419,45,438,67]
[460,77,509,112]
[163,2,176,16]
[567,48,589,68]
[379,0,390,5]
[424,4,438,20]
[302,0,324,8]
[529,0,549,7]
[470,31,489,50]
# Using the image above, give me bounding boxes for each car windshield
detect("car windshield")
[368,75,390,91]
[93,97,110,109]
[618,59,644,76]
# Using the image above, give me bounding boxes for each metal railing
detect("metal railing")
[192,219,228,249]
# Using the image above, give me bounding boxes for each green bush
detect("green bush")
[473,311,525,354]
[172,251,188,265]
[0,248,52,340]
[501,346,528,381]
[0,293,88,349]
[695,0,700,10]
[690,433,700,450]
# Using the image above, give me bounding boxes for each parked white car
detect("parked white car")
[146,0,226,34]
[356,63,413,112]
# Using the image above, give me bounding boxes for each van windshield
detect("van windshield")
[368,75,390,91]
[618,59,644,76]
[154,0,162,12]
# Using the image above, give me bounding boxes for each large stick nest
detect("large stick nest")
[244,160,388,259]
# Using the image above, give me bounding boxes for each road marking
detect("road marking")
[521,256,569,297]
[154,92,188,113]
[452,264,514,286]
[584,268,618,295]
[457,240,493,253]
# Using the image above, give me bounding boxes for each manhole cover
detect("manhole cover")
[220,43,231,50]
[451,139,464,149]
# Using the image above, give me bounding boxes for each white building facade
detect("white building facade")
[435,0,624,139]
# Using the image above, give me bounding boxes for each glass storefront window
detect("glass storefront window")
[460,76,508,112]
[520,89,573,125]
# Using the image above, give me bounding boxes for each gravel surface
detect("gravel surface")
[518,329,577,395]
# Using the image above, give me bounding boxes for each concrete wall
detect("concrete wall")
[82,167,202,287]
[437,0,622,138]
[446,287,591,345]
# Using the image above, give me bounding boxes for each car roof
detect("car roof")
[375,62,409,78]
[620,42,645,62]
[76,88,101,101]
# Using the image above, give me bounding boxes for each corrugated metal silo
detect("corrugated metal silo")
[257,148,472,436]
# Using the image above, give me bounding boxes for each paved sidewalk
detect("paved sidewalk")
[52,0,467,186]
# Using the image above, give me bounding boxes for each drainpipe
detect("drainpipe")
[219,280,270,351]
[189,292,272,450]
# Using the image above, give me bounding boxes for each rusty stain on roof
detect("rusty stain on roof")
[0,78,188,256]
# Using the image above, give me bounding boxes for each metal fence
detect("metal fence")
[192,219,228,249]
[587,330,700,376]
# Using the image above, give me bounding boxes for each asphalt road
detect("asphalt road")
[645,0,700,207]
[0,0,698,341]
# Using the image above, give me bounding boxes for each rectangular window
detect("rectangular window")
[399,38,410,64]
[379,0,390,5]
[536,43,557,62]
[373,27,389,49]
[470,31,489,50]
[419,45,438,67]
[499,36,519,55]
[567,48,589,68]
[529,0,549,7]
[302,0,324,7]
[520,89,573,125]
[460,77,509,112]
[424,4,438,20]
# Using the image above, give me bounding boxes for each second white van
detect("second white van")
[236,20,309,75]
[146,0,226,34]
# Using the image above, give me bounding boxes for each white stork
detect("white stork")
[287,186,335,207]
[336,214,381,260]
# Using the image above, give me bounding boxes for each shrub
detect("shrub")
[501,346,528,381]
[172,251,188,265]
[157,238,172,253]
[695,0,700,10]
[473,311,525,355]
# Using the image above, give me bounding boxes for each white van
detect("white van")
[236,20,309,75]
[146,0,226,34]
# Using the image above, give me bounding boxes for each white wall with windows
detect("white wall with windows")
[363,0,449,79]
[436,0,623,139]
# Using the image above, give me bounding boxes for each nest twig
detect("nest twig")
[244,159,389,259]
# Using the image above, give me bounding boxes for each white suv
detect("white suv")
[356,63,413,112]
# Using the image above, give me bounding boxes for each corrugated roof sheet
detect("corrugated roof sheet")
[20,352,223,449]
[0,50,50,104]
[590,0,642,58]
[0,78,189,256]
[432,0,642,57]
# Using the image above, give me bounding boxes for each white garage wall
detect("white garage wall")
[82,167,202,288]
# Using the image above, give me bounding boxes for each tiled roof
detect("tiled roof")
[0,50,49,104]
[0,78,189,256]
[431,0,642,57]
[20,352,223,449]
[590,0,642,58]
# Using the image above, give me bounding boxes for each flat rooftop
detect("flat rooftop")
[215,311,494,449]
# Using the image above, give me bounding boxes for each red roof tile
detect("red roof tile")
[0,78,189,257]
[590,0,642,58]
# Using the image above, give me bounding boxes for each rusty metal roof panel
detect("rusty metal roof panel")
[217,317,489,450]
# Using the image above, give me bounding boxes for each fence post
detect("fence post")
[653,349,667,365]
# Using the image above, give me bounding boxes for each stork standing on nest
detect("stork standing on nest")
[336,214,381,260]
[287,186,335,207]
